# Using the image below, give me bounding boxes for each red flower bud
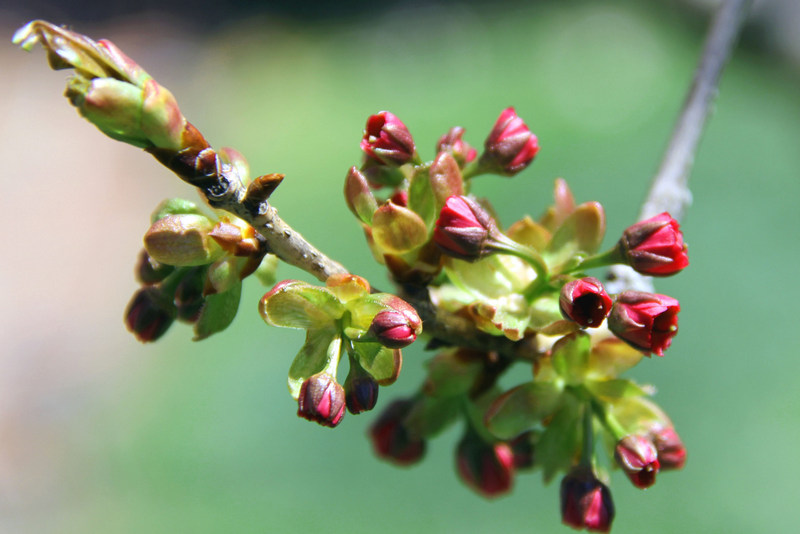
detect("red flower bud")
[482,107,539,176]
[360,111,416,166]
[436,126,477,166]
[124,287,175,342]
[560,467,615,533]
[619,212,689,276]
[509,431,538,470]
[559,277,613,328]
[650,426,687,470]
[173,267,205,323]
[608,291,680,356]
[434,195,497,261]
[456,430,515,498]
[614,435,660,489]
[369,399,426,466]
[369,310,417,349]
[344,366,379,415]
[297,373,346,428]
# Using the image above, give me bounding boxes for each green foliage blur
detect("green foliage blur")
[5,1,799,532]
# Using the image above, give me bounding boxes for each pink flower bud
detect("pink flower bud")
[360,111,416,166]
[434,195,497,261]
[369,399,426,466]
[482,107,539,176]
[297,373,346,428]
[436,126,477,166]
[615,435,660,489]
[559,277,613,328]
[619,212,689,276]
[456,430,515,498]
[560,467,615,533]
[124,287,175,343]
[369,309,418,349]
[608,291,680,356]
[650,426,687,470]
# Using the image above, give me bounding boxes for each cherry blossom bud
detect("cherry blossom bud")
[482,107,539,176]
[369,399,426,466]
[297,373,346,428]
[619,212,689,276]
[608,291,680,356]
[436,126,477,166]
[434,195,497,261]
[650,426,687,470]
[456,430,515,498]
[369,309,418,349]
[344,364,379,415]
[560,467,614,533]
[615,435,660,489]
[124,287,175,342]
[559,277,613,328]
[173,267,205,323]
[360,111,416,166]
[509,431,538,470]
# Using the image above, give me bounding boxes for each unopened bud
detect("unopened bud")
[344,362,379,414]
[650,426,686,470]
[433,195,497,261]
[560,466,614,533]
[619,212,689,277]
[456,430,515,498]
[124,287,175,342]
[134,249,175,285]
[615,434,660,489]
[360,111,416,166]
[436,126,477,166]
[608,291,680,357]
[481,107,539,176]
[369,309,418,349]
[297,373,346,428]
[173,267,206,323]
[369,399,426,466]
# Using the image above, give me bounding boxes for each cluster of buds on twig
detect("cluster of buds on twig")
[16,20,693,533]
[348,110,688,531]
[125,197,278,341]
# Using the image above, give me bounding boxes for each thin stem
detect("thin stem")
[580,402,594,466]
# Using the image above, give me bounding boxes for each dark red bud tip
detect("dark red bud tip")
[559,277,613,328]
[344,372,379,415]
[360,111,416,167]
[370,310,417,349]
[456,431,515,498]
[124,287,175,342]
[434,195,496,261]
[615,435,660,489]
[608,291,680,356]
[134,249,175,285]
[369,399,426,466]
[297,373,346,428]
[620,212,689,276]
[560,467,615,533]
[483,107,539,176]
[650,426,687,470]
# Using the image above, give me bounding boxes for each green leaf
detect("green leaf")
[193,279,242,340]
[485,382,563,440]
[352,342,401,385]
[404,394,461,439]
[287,330,341,399]
[151,198,205,223]
[408,167,435,228]
[144,214,224,267]
[544,202,606,271]
[259,282,344,330]
[585,378,649,401]
[537,398,582,483]
[587,337,644,379]
[551,332,592,385]
[428,152,464,213]
[371,202,429,254]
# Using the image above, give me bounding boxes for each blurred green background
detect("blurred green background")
[1,0,799,532]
